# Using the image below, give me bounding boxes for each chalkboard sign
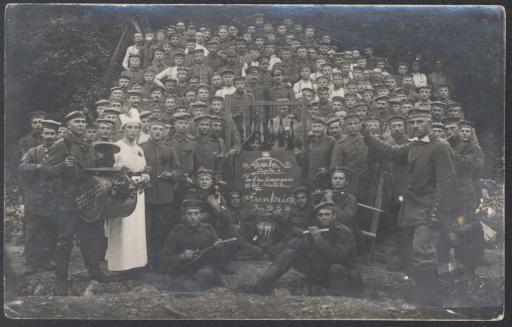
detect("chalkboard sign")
[235,150,303,213]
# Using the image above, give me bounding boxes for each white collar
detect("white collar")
[408,135,431,143]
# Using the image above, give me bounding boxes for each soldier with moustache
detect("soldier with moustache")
[19,119,61,275]
[295,116,335,190]
[362,108,457,306]
[18,111,46,157]
[43,111,111,295]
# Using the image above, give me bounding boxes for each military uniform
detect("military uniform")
[43,128,106,293]
[165,133,200,174]
[18,130,43,156]
[267,205,313,259]
[19,144,57,270]
[191,62,213,85]
[331,189,359,234]
[297,134,334,185]
[449,134,484,214]
[140,137,182,266]
[330,134,368,199]
[205,52,224,73]
[158,221,222,281]
[195,133,223,172]
[267,84,296,101]
[364,129,457,298]
[253,217,363,296]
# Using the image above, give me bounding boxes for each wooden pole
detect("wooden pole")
[132,18,143,34]
[366,173,384,264]
[225,94,232,150]
[101,23,129,87]
[301,98,309,181]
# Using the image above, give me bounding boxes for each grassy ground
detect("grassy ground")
[4,185,505,320]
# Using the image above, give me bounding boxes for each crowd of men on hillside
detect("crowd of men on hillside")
[16,13,488,306]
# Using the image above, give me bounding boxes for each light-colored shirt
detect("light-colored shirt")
[293,79,315,99]
[412,73,428,88]
[122,45,143,70]
[215,86,237,98]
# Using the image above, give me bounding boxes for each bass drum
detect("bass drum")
[102,190,138,220]
[76,173,137,223]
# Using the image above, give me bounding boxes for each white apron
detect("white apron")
[105,140,148,271]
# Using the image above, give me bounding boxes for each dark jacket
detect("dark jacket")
[364,133,457,227]
[18,131,42,155]
[158,222,218,273]
[140,138,181,205]
[302,221,357,267]
[165,133,201,174]
[19,144,53,215]
[331,189,358,227]
[297,134,335,180]
[330,134,368,176]
[274,206,313,240]
[449,135,484,209]
[43,132,97,212]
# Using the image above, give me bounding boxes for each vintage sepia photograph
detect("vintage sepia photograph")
[3,3,505,320]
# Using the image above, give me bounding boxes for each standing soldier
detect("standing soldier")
[103,105,123,142]
[18,111,46,156]
[362,109,457,306]
[165,111,200,175]
[444,120,486,280]
[326,117,343,141]
[445,119,484,218]
[205,40,224,73]
[190,49,213,84]
[267,67,296,101]
[330,113,368,200]
[94,100,110,119]
[430,101,447,123]
[193,114,224,174]
[19,119,60,275]
[245,201,363,297]
[380,115,410,271]
[94,119,115,144]
[43,111,110,295]
[209,96,242,150]
[140,118,182,270]
[245,66,267,100]
[431,122,446,140]
[296,116,335,189]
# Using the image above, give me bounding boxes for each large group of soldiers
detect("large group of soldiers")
[16,13,488,305]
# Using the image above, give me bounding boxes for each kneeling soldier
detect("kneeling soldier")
[245,201,363,297]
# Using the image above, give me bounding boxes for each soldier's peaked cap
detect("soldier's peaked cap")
[181,199,204,211]
[41,119,60,131]
[64,111,86,123]
[313,201,336,212]
[292,186,309,196]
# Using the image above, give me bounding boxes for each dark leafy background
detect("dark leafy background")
[4,4,504,181]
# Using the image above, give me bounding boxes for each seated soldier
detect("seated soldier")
[157,199,231,288]
[267,186,313,259]
[244,201,363,297]
[182,168,240,272]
